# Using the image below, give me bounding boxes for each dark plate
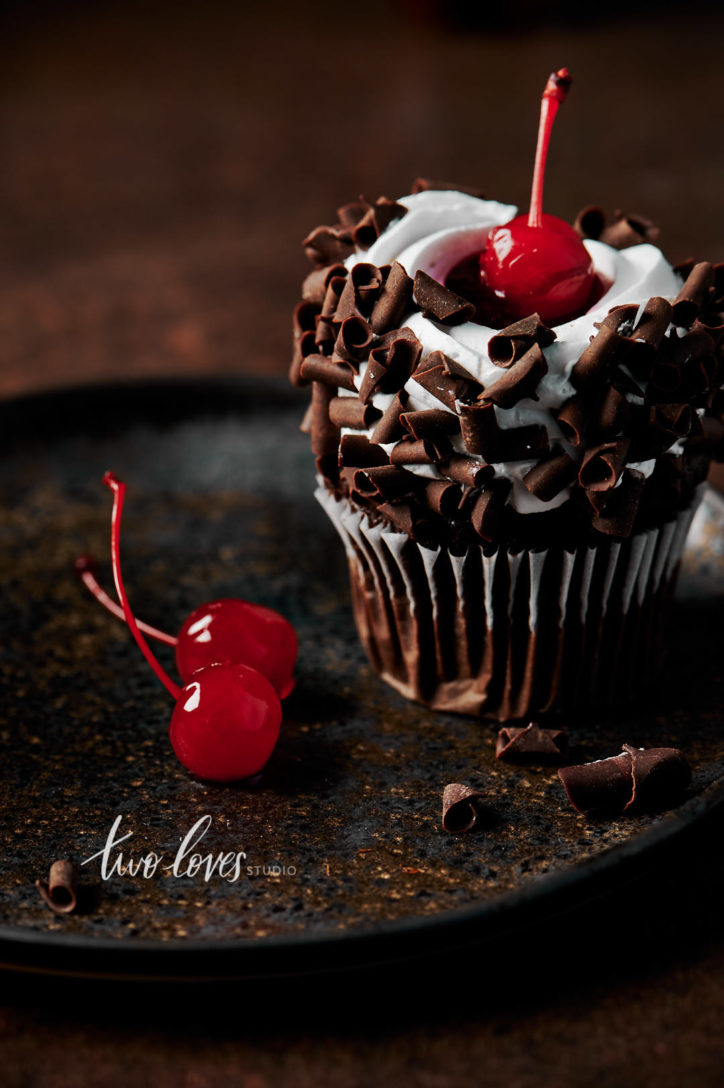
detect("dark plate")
[0,378,722,982]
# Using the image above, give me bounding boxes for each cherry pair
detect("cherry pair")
[79,473,297,782]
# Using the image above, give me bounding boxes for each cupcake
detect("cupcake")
[290,70,723,720]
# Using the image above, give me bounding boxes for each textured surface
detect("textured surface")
[0,380,721,966]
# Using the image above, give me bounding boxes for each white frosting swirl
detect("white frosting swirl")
[344,191,683,514]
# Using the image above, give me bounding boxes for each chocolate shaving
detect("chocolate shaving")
[438,454,494,489]
[598,387,629,436]
[412,178,486,198]
[413,270,475,326]
[470,480,511,542]
[335,263,384,322]
[423,478,462,517]
[377,500,432,543]
[441,783,486,833]
[572,325,631,389]
[300,354,358,393]
[600,210,660,249]
[487,315,556,368]
[310,382,340,458]
[353,464,417,502]
[36,859,80,915]
[480,343,548,407]
[459,401,549,462]
[400,409,461,440]
[339,434,389,469]
[412,351,482,410]
[370,391,409,444]
[369,261,414,334]
[632,297,672,351]
[353,196,408,249]
[358,333,422,403]
[328,396,381,430]
[559,745,690,816]
[390,436,450,465]
[522,451,577,502]
[290,326,318,387]
[672,262,714,326]
[589,468,645,537]
[333,315,374,363]
[556,396,588,448]
[578,437,630,491]
[301,263,347,306]
[573,205,607,240]
[496,722,569,763]
[303,224,355,267]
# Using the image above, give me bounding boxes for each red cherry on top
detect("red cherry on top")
[102,473,281,782]
[74,562,297,700]
[480,68,597,327]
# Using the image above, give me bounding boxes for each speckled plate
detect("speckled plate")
[0,378,722,982]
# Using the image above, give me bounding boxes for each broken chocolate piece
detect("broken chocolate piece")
[496,722,569,763]
[36,859,80,915]
[442,783,486,833]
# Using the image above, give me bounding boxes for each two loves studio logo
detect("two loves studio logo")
[81,813,298,884]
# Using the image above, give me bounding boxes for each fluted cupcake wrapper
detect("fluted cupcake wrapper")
[317,484,704,720]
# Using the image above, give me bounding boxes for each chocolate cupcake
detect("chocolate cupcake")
[290,76,721,720]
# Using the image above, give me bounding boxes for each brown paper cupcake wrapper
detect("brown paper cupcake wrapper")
[317,483,704,720]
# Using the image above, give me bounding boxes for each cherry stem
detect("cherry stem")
[74,555,178,646]
[103,472,181,700]
[528,67,572,230]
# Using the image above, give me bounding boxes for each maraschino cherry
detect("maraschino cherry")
[480,68,597,326]
[103,472,282,782]
[75,557,297,700]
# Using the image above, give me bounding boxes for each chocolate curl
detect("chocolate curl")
[358,334,422,403]
[299,400,314,434]
[487,314,556,367]
[480,343,548,407]
[336,200,369,228]
[335,263,384,322]
[598,387,629,436]
[300,353,358,393]
[496,723,569,764]
[423,479,462,517]
[370,391,409,444]
[320,276,346,319]
[556,396,588,448]
[572,325,629,389]
[412,178,487,198]
[623,745,692,811]
[438,454,494,489]
[470,480,511,542]
[599,210,660,249]
[353,197,408,249]
[631,297,673,351]
[369,261,415,334]
[290,327,319,386]
[522,451,578,502]
[339,434,389,468]
[441,783,486,833]
[303,224,355,267]
[589,468,645,537]
[696,309,724,346]
[459,401,549,462]
[328,396,381,430]
[310,383,340,458]
[636,403,703,457]
[353,464,417,502]
[672,262,714,326]
[301,263,347,305]
[333,315,374,364]
[400,409,461,440]
[413,270,475,326]
[559,753,634,815]
[412,351,482,410]
[390,436,451,465]
[573,204,606,239]
[377,500,432,544]
[669,325,717,369]
[36,859,80,915]
[578,437,630,491]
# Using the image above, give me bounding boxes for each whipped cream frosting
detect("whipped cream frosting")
[341,190,684,514]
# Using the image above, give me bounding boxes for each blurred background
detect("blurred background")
[2,0,723,399]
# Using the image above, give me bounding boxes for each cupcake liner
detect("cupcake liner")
[317,483,704,720]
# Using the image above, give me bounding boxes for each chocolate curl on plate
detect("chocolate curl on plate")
[353,464,417,503]
[599,210,660,249]
[302,263,347,305]
[333,315,374,364]
[412,178,487,198]
[559,745,690,816]
[578,437,630,491]
[438,454,495,489]
[353,197,408,249]
[369,261,415,334]
[631,297,673,352]
[589,468,645,537]
[339,434,389,469]
[471,480,511,542]
[423,478,462,517]
[328,396,381,431]
[624,744,692,811]
[359,332,422,403]
[390,436,451,465]
[480,343,548,408]
[335,263,384,322]
[459,401,549,462]
[413,270,475,326]
[369,391,409,444]
[300,353,358,393]
[303,224,355,267]
[441,783,486,833]
[572,325,630,389]
[672,262,714,326]
[400,409,461,440]
[36,859,80,915]
[310,383,340,458]
[556,396,588,448]
[487,314,556,367]
[412,351,482,410]
[522,450,578,503]
[573,204,607,239]
[496,722,569,763]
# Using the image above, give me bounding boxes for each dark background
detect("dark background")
[2,2,724,1084]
